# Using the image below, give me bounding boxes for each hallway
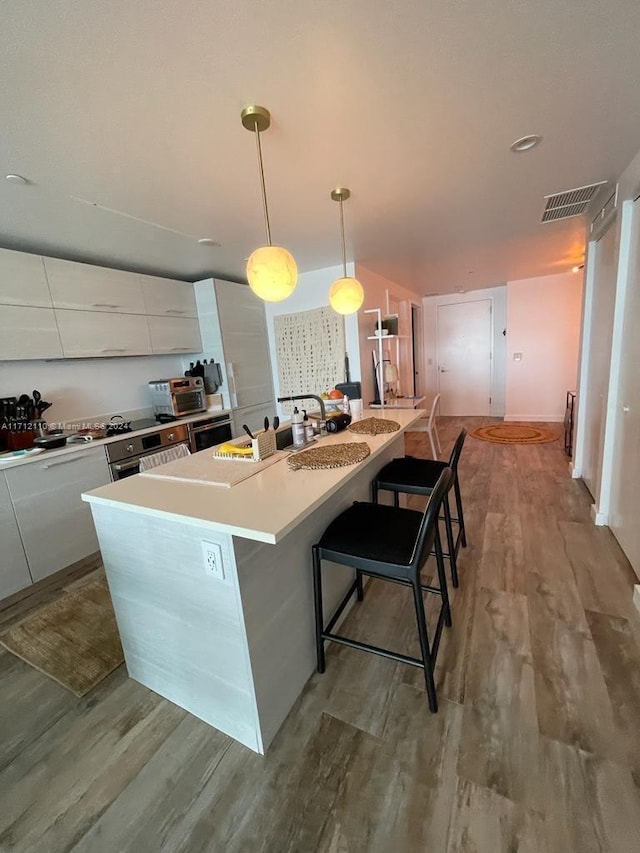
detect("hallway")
[1,417,639,852]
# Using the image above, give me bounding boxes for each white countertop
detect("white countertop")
[369,396,426,409]
[83,408,425,544]
[0,409,232,471]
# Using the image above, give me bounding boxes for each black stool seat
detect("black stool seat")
[376,457,447,492]
[313,468,454,713]
[318,502,423,577]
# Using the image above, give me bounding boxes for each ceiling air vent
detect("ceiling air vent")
[541,181,607,223]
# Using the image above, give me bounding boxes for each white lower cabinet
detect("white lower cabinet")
[56,309,152,357]
[148,315,202,354]
[0,472,32,600]
[5,447,111,583]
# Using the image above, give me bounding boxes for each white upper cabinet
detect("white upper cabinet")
[0,247,52,307]
[147,315,202,354]
[141,275,198,318]
[44,257,146,314]
[0,305,63,360]
[56,309,152,357]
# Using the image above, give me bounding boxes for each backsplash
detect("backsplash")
[0,353,190,423]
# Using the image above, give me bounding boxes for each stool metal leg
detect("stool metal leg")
[393,490,400,508]
[312,546,326,673]
[372,480,379,503]
[434,527,452,628]
[454,474,467,548]
[356,570,364,601]
[443,494,459,588]
[411,580,438,713]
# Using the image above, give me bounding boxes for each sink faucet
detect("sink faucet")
[277,394,326,421]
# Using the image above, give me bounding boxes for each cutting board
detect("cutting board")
[139,448,289,488]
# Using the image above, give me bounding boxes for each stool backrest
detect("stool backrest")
[447,429,467,472]
[409,466,454,570]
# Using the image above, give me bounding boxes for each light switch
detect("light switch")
[513,352,523,361]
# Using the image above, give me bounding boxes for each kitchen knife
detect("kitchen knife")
[242,424,255,440]
[264,416,270,432]
[273,416,280,431]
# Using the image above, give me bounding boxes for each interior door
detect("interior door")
[581,225,618,500]
[437,299,492,415]
[609,198,640,576]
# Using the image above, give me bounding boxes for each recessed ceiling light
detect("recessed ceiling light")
[197,238,221,247]
[510,134,543,153]
[5,174,29,184]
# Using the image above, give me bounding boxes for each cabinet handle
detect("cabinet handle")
[92,303,121,308]
[165,309,188,314]
[170,347,191,351]
[101,348,127,353]
[41,455,91,469]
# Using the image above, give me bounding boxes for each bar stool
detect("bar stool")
[312,468,454,713]
[372,429,467,588]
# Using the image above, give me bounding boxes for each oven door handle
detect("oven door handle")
[112,459,141,473]
[190,420,232,434]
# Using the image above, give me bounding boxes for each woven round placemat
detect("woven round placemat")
[470,423,559,445]
[287,442,371,471]
[348,417,401,436]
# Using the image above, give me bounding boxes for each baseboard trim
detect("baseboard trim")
[571,466,582,479]
[503,415,564,423]
[633,585,640,615]
[590,504,609,526]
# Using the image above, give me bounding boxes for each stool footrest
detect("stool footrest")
[321,632,425,669]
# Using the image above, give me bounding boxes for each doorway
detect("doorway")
[581,225,618,501]
[608,197,640,574]
[436,299,492,416]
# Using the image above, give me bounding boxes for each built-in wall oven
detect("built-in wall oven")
[187,413,232,452]
[107,424,189,480]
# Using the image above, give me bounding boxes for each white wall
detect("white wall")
[422,286,507,417]
[264,263,361,416]
[0,353,191,425]
[504,272,583,422]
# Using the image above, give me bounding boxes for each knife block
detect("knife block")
[251,430,276,461]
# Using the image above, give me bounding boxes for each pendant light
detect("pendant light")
[329,188,364,315]
[241,105,297,302]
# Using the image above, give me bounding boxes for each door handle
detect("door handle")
[439,368,449,373]
[623,406,630,413]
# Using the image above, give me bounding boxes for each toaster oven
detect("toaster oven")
[148,377,206,419]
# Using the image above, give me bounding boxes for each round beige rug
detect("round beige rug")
[469,423,559,445]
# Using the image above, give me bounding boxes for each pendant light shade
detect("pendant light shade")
[329,188,363,315]
[241,105,297,302]
[329,276,365,315]
[246,245,298,302]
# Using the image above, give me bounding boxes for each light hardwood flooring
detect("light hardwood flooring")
[1,417,640,852]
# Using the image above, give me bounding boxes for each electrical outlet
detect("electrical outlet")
[201,541,225,580]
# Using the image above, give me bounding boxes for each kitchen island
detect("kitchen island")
[82,408,424,753]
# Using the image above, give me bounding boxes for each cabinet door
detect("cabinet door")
[147,315,202,354]
[5,447,110,582]
[44,257,146,314]
[0,305,63,360]
[0,472,32,600]
[141,275,198,318]
[215,280,274,408]
[0,248,52,307]
[56,309,152,357]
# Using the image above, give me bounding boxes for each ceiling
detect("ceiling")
[2,0,640,295]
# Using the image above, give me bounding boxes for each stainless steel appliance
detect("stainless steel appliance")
[187,413,232,452]
[107,423,189,480]
[148,377,206,419]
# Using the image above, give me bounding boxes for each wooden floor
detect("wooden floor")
[2,417,640,852]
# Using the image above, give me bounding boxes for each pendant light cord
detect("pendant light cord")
[253,122,272,246]
[339,196,347,277]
